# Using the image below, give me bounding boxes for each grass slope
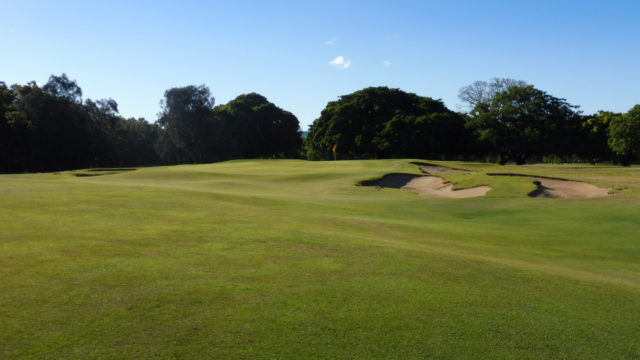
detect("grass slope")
[1,159,639,359]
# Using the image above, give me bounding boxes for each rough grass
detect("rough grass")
[1,159,639,359]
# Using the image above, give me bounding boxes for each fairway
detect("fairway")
[1,159,639,359]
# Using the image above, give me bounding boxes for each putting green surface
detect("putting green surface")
[1,160,639,359]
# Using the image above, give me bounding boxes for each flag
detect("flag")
[332,144,337,152]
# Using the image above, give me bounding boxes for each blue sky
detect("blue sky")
[2,0,639,129]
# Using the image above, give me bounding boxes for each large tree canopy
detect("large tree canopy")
[42,74,83,104]
[458,78,527,111]
[579,111,619,163]
[0,74,160,172]
[155,89,302,163]
[466,85,581,164]
[18,75,93,171]
[305,87,472,160]
[156,85,217,164]
[0,82,31,172]
[213,93,302,159]
[608,105,640,164]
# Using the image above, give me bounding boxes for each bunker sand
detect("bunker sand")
[403,176,491,198]
[365,164,612,199]
[488,173,612,198]
[363,173,491,198]
[530,178,611,198]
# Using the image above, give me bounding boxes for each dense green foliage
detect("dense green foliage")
[0,76,302,173]
[1,160,640,358]
[305,83,640,164]
[213,93,301,159]
[305,87,474,160]
[581,111,619,162]
[154,88,302,164]
[2,74,640,172]
[466,85,581,164]
[156,85,218,164]
[459,79,640,164]
[458,77,528,110]
[608,105,640,163]
[0,76,160,172]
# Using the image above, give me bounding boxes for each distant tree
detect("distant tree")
[580,111,619,162]
[306,87,472,160]
[458,78,527,111]
[156,85,217,163]
[466,85,580,164]
[84,98,121,166]
[375,110,472,158]
[608,105,640,164]
[213,93,301,159]
[84,99,161,166]
[17,74,93,171]
[116,117,161,166]
[42,74,82,103]
[0,82,31,172]
[1,75,164,172]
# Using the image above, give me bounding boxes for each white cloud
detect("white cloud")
[383,60,392,67]
[324,38,336,45]
[329,55,351,69]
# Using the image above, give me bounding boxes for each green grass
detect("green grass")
[1,159,639,359]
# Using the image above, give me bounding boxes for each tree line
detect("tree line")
[1,74,639,173]
[0,75,160,173]
[306,80,640,165]
[0,74,301,173]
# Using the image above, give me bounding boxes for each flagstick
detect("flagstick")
[332,143,337,163]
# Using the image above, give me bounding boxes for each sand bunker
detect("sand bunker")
[488,173,611,199]
[403,176,491,198]
[413,162,471,175]
[361,164,610,199]
[362,173,491,198]
[530,178,611,198]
